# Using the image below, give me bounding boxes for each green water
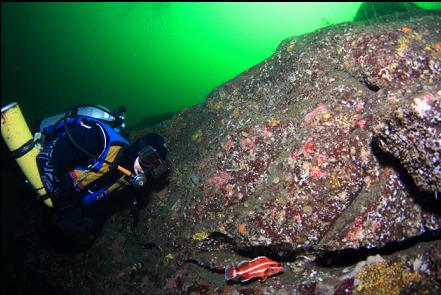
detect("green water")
[1,2,439,128]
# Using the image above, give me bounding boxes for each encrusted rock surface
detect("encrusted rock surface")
[141,11,441,293]
[3,10,441,295]
[374,90,441,192]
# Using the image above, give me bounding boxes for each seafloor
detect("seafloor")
[2,10,441,295]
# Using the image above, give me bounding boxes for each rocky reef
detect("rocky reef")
[2,9,441,295]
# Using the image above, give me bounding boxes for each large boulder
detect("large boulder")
[150,11,441,263]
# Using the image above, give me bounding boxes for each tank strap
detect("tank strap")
[11,139,35,159]
[37,192,52,201]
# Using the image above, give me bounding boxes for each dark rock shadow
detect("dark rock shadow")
[370,138,441,215]
[315,229,441,267]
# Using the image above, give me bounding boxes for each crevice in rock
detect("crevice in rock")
[361,76,380,92]
[235,245,302,262]
[206,228,441,269]
[206,232,307,262]
[195,230,441,277]
[184,258,225,273]
[188,230,440,280]
[197,232,238,253]
[315,229,441,267]
[208,232,236,244]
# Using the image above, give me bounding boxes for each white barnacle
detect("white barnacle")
[413,98,431,117]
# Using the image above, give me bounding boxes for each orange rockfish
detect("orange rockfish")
[224,256,284,283]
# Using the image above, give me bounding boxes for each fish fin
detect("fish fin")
[250,256,268,262]
[237,260,250,268]
[224,266,236,281]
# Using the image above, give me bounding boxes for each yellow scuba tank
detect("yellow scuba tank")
[1,102,53,207]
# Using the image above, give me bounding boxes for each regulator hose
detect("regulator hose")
[62,104,133,177]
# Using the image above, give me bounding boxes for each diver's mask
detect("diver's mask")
[138,145,169,180]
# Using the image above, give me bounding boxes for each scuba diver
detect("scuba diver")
[34,104,169,236]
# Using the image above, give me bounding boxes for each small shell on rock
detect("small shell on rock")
[131,262,143,272]
[190,174,200,185]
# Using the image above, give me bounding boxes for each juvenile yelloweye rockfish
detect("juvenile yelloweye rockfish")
[224,256,284,283]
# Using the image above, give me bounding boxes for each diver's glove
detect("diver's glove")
[53,207,93,236]
[50,184,93,235]
[50,178,83,212]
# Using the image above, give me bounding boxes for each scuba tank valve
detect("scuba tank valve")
[40,104,127,133]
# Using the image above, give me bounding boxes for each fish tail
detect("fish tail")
[224,266,237,281]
